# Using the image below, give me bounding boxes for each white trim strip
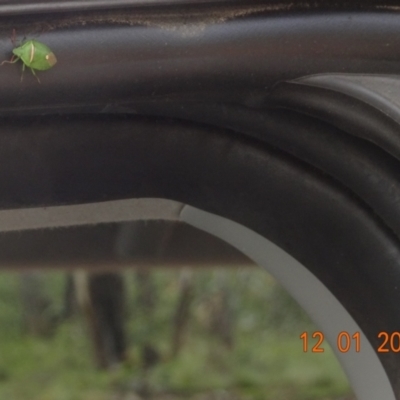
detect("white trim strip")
[0,198,183,232]
[180,204,395,400]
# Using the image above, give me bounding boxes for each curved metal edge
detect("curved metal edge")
[0,0,266,16]
[180,204,396,400]
[269,76,400,161]
[0,0,396,16]
[294,74,400,122]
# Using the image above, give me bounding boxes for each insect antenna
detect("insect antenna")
[0,55,18,66]
[10,28,16,46]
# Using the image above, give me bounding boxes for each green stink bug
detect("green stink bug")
[1,36,57,83]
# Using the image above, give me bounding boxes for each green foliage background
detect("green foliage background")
[0,269,352,400]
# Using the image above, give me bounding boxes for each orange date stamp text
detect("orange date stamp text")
[301,331,400,353]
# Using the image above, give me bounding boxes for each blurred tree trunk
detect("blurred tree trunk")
[209,271,235,349]
[131,222,176,370]
[136,270,160,369]
[171,269,194,357]
[20,272,54,337]
[63,273,76,319]
[73,271,127,369]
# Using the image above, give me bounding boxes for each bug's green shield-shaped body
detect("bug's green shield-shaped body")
[12,40,57,71]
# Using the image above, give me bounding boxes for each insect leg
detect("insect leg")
[20,62,25,82]
[30,67,40,84]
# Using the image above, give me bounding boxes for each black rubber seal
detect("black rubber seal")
[0,113,398,391]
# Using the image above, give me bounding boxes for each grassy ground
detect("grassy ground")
[0,269,354,400]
